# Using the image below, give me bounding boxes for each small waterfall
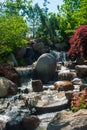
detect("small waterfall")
[57,51,77,81]
[59,51,67,67]
[50,50,67,63]
[15,66,33,83]
[58,64,76,81]
[61,65,68,71]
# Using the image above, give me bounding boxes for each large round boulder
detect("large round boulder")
[34,53,56,82]
[0,77,17,98]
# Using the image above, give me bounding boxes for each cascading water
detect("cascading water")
[60,51,66,62]
[14,51,78,129]
[50,50,67,62]
[0,50,82,130]
[15,66,33,83]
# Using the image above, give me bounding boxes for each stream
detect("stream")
[0,51,81,130]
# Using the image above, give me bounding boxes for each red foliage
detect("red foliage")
[71,89,87,111]
[0,64,20,86]
[0,64,13,79]
[67,25,87,60]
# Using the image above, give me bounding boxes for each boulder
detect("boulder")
[71,78,83,85]
[34,53,56,83]
[76,58,84,65]
[0,77,17,98]
[6,121,22,130]
[47,109,87,130]
[54,81,74,91]
[75,65,87,78]
[40,46,50,54]
[7,53,18,66]
[22,115,40,130]
[54,42,67,51]
[65,91,73,101]
[8,68,20,86]
[32,80,43,92]
[32,42,44,53]
[67,62,76,69]
[0,64,20,86]
[14,47,26,59]
[0,122,6,130]
[24,47,35,65]
[56,63,61,70]
[80,84,87,91]
[58,70,76,81]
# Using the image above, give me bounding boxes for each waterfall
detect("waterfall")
[62,51,66,62]
[15,66,33,83]
[50,50,67,63]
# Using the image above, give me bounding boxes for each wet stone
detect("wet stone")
[22,115,40,130]
[54,81,74,91]
[6,120,23,130]
[32,80,43,92]
[0,122,6,130]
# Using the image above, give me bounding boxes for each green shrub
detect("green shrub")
[0,14,28,60]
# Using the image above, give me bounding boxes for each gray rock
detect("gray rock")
[7,53,18,66]
[0,77,17,98]
[80,84,87,91]
[47,109,87,130]
[22,115,40,130]
[75,65,87,78]
[14,47,26,59]
[32,42,44,53]
[71,78,83,85]
[58,70,76,81]
[34,53,56,82]
[32,80,43,92]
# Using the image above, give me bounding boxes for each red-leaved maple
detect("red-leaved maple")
[67,25,87,60]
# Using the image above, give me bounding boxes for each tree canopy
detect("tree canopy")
[0,0,87,62]
[0,14,28,56]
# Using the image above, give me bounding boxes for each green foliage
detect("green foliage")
[34,3,49,41]
[56,0,87,49]
[1,0,40,39]
[57,0,80,46]
[0,0,32,16]
[36,7,60,47]
[0,14,28,56]
[1,0,87,53]
[25,3,40,38]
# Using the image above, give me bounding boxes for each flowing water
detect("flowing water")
[14,52,79,130]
